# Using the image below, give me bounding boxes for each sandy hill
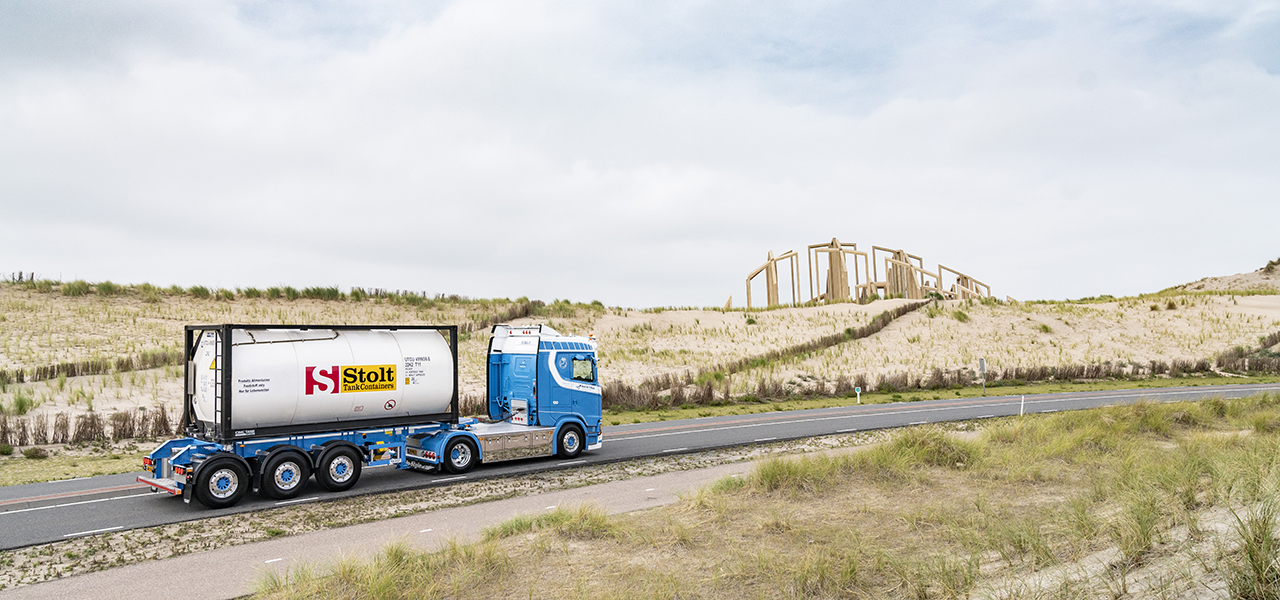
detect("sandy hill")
[1172,258,1280,292]
[0,272,1278,423]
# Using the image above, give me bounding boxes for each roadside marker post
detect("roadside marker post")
[979,358,987,396]
[855,386,861,404]
[1020,395,1025,417]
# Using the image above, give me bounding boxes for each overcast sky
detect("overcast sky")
[2,1,1277,307]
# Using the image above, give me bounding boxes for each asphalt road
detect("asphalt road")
[2,382,1277,550]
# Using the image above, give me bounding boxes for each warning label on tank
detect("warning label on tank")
[306,364,397,395]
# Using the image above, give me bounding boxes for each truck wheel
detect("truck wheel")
[443,437,477,474]
[557,424,584,459]
[262,452,312,500]
[316,446,362,492]
[195,459,249,509]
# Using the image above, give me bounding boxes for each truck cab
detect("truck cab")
[486,324,603,451]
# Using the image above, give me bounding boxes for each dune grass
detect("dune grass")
[255,393,1280,599]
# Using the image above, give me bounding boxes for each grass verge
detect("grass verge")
[0,445,147,487]
[255,393,1280,599]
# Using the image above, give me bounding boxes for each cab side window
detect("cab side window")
[572,357,595,383]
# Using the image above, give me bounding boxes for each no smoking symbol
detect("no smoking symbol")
[384,399,397,410]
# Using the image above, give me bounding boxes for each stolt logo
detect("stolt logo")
[305,365,398,395]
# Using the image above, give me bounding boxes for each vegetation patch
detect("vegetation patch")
[254,394,1280,599]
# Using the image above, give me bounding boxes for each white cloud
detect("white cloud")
[1,0,1278,306]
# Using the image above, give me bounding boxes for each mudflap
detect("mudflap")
[182,480,192,504]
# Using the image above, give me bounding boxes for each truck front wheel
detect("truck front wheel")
[443,437,477,474]
[262,452,312,500]
[195,459,249,509]
[316,446,362,492]
[557,424,584,459]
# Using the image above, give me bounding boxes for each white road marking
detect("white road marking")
[64,525,122,538]
[753,437,777,442]
[419,528,433,533]
[2,492,154,516]
[644,488,655,492]
[274,496,319,506]
[908,421,927,425]
[976,415,995,419]
[835,428,859,433]
[264,558,283,564]
[1042,409,1059,413]
[545,506,557,510]
[662,448,689,453]
[558,460,586,466]
[432,476,466,483]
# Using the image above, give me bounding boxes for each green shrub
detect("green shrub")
[283,286,299,301]
[62,280,91,296]
[95,281,122,295]
[265,287,282,299]
[23,447,48,459]
[1227,501,1280,599]
[482,504,617,540]
[242,287,262,299]
[302,286,344,301]
[189,286,211,299]
[216,288,235,301]
[166,284,185,296]
[11,390,35,415]
[891,428,984,469]
[0,443,12,456]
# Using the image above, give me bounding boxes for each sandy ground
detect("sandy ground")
[1173,266,1280,292]
[2,282,1279,423]
[728,294,1280,392]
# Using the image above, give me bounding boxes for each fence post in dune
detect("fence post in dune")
[979,358,987,396]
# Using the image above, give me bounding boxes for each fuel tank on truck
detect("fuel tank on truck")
[191,328,455,431]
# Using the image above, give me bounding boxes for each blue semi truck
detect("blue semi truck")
[138,323,603,508]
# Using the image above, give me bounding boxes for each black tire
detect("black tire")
[315,446,362,492]
[556,424,584,459]
[261,452,312,500]
[442,437,477,474]
[194,458,249,509]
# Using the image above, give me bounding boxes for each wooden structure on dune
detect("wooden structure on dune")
[807,238,868,304]
[866,245,991,301]
[737,238,993,308]
[745,250,800,309]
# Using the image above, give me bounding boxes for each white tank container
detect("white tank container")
[191,328,454,430]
